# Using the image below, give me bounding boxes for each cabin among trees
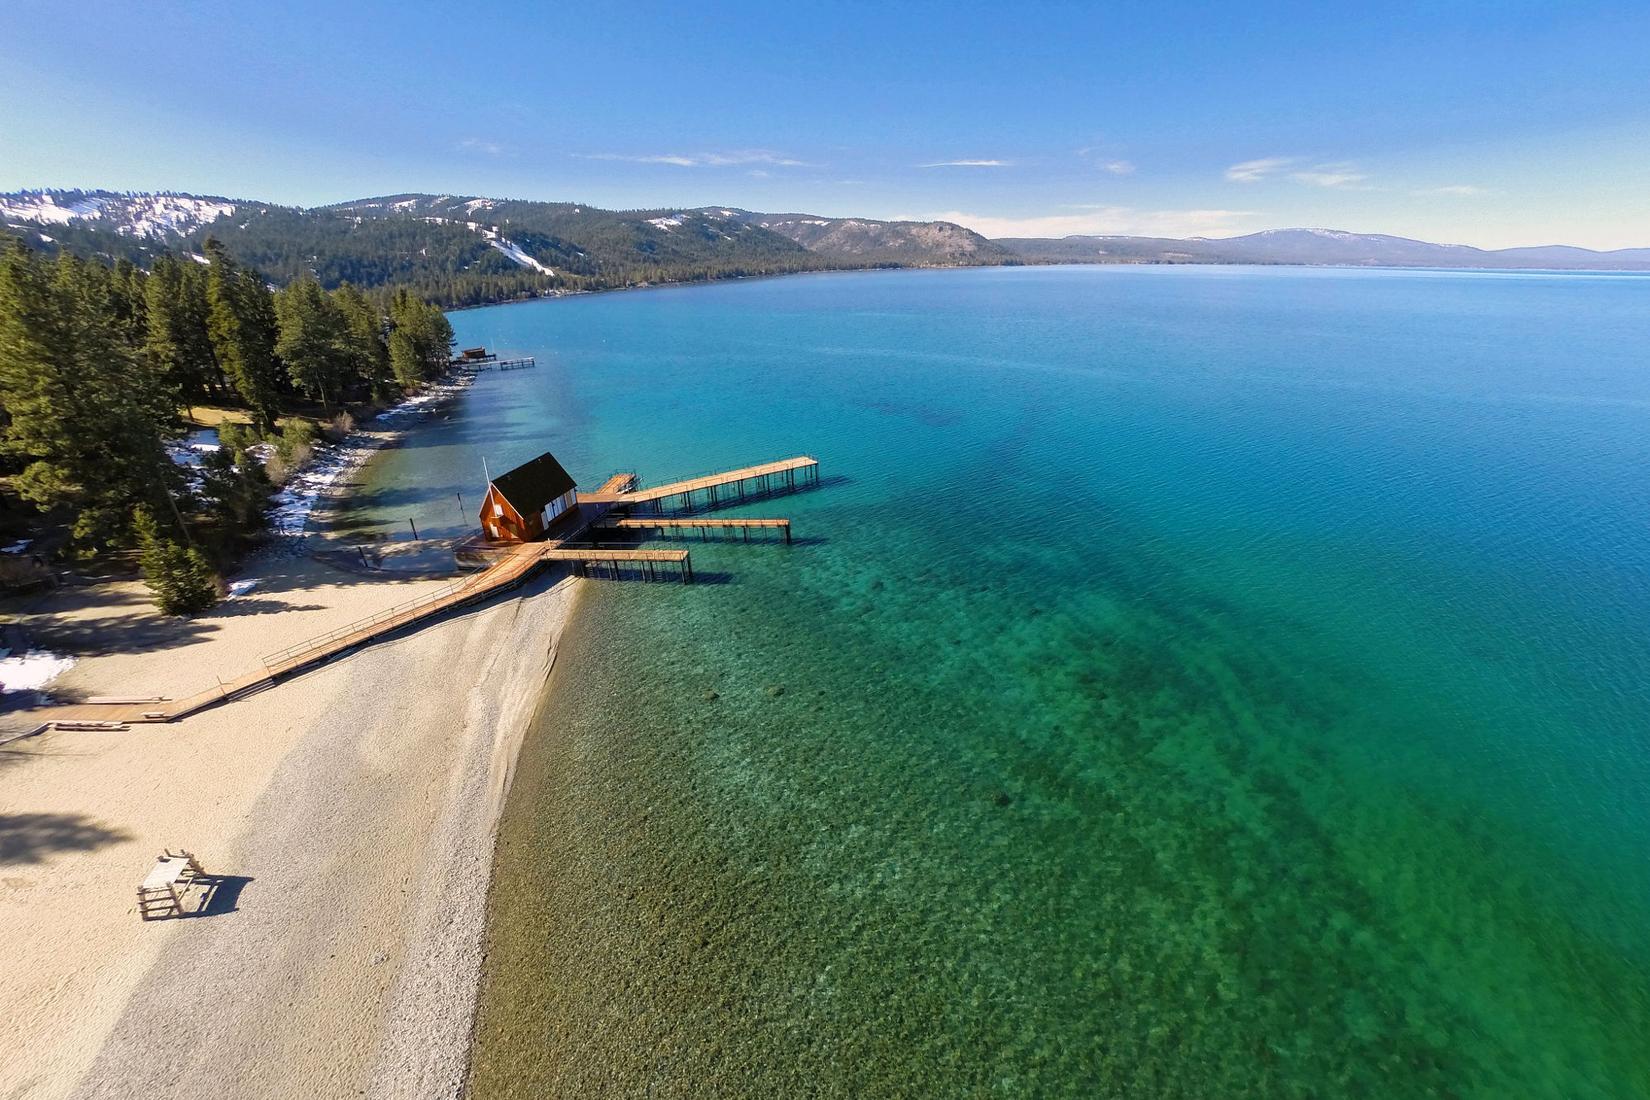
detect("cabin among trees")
[479,451,578,542]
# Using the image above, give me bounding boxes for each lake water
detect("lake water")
[360,266,1650,1097]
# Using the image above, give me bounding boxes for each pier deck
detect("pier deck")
[593,472,640,495]
[540,546,694,582]
[598,516,792,543]
[579,455,817,511]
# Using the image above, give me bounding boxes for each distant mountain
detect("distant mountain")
[6,189,1648,310]
[999,228,1650,271]
[746,212,1012,264]
[1,189,1002,307]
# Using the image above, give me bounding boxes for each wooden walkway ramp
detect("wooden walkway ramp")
[579,456,817,511]
[31,541,565,726]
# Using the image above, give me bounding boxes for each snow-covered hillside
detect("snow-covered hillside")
[0,190,235,240]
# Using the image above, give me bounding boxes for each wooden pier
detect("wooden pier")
[597,516,792,543]
[27,453,819,728]
[579,456,818,513]
[540,546,693,582]
[593,472,640,495]
[456,355,535,372]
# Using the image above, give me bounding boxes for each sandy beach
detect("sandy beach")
[0,397,577,1099]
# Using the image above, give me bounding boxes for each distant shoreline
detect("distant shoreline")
[446,258,1650,314]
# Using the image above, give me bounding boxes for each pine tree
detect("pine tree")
[146,254,223,406]
[332,282,394,399]
[198,439,273,544]
[0,243,187,550]
[134,506,218,615]
[204,238,282,431]
[387,288,454,385]
[274,275,350,407]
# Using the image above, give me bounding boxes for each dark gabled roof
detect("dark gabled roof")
[490,451,576,514]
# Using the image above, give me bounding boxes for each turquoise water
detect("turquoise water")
[370,266,1650,1096]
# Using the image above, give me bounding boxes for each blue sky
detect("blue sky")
[3,1,1648,248]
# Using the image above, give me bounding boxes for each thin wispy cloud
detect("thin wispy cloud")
[575,150,814,168]
[918,159,1011,168]
[1290,162,1368,188]
[1228,156,1372,189]
[458,138,506,156]
[1415,184,1485,197]
[1225,157,1296,182]
[901,207,1257,240]
[1075,146,1135,175]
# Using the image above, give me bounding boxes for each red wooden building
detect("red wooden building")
[479,452,579,542]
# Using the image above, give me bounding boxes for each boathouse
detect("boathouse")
[479,451,578,542]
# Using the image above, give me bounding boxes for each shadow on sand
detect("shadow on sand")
[0,811,130,866]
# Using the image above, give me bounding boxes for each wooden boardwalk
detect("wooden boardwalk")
[23,454,818,729]
[579,456,817,511]
[30,541,561,726]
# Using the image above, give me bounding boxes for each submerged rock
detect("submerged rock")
[703,690,720,702]
[992,791,1014,807]
[765,684,786,698]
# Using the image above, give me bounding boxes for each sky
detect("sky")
[2,1,1648,249]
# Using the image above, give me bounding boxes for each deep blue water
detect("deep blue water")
[359,265,1650,1097]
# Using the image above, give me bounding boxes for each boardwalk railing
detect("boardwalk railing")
[257,548,541,672]
[259,582,467,671]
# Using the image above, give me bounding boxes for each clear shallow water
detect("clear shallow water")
[367,266,1650,1096]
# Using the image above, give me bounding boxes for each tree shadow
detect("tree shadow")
[4,585,217,658]
[208,598,329,618]
[0,811,130,865]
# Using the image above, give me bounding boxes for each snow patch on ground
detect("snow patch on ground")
[268,379,469,537]
[0,650,75,694]
[392,198,421,211]
[0,192,233,239]
[488,239,554,275]
[187,252,210,265]
[648,215,683,231]
[227,579,258,597]
[117,196,234,239]
[463,198,497,213]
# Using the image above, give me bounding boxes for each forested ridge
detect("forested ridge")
[0,233,454,612]
[2,190,1008,309]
